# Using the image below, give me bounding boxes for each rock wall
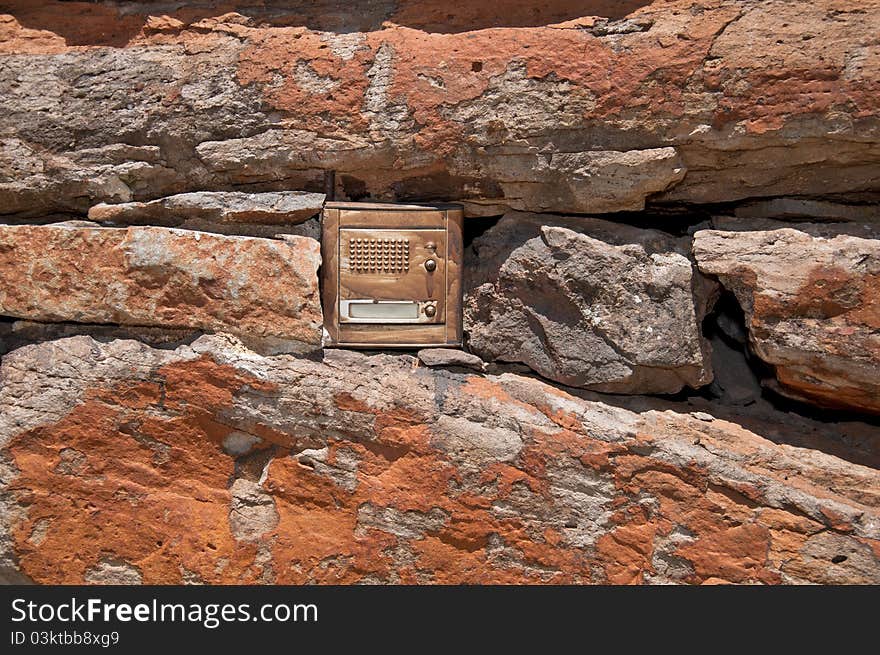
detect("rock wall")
[1,0,878,585]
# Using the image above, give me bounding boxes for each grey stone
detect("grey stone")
[2,2,878,218]
[295,446,360,493]
[1,319,201,356]
[417,348,485,371]
[464,212,715,394]
[89,190,325,226]
[229,478,279,542]
[222,432,263,457]
[356,504,448,540]
[84,558,143,585]
[715,310,749,345]
[712,216,880,239]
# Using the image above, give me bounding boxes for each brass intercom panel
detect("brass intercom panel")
[321,201,463,348]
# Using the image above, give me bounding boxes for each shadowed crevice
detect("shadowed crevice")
[4,0,658,45]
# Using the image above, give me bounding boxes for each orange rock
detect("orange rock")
[0,225,322,351]
[2,335,877,585]
[693,228,880,414]
[1,1,877,215]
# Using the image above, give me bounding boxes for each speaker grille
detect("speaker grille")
[348,237,410,274]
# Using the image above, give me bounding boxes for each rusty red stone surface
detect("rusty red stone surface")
[0,225,322,350]
[694,228,880,414]
[1,1,877,214]
[2,336,877,584]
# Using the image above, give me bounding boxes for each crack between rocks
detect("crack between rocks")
[710,8,747,46]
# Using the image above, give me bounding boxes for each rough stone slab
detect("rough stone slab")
[1,334,877,584]
[464,212,715,394]
[0,319,200,356]
[1,1,878,216]
[452,146,686,214]
[711,216,880,239]
[417,348,485,371]
[0,224,322,351]
[693,228,880,414]
[88,191,325,226]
